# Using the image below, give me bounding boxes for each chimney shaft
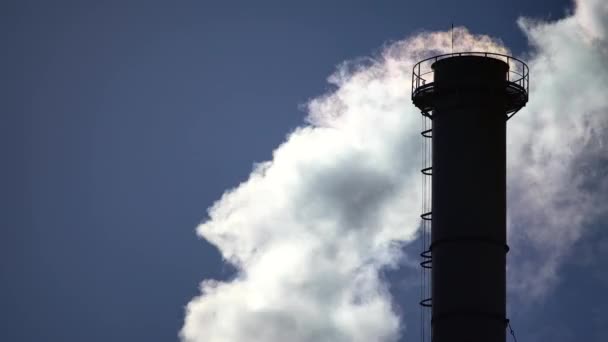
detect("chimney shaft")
[412,54,529,342]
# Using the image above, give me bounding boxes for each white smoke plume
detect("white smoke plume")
[507,0,608,300]
[181,0,608,340]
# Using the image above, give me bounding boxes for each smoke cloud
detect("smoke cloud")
[181,0,608,340]
[507,0,608,300]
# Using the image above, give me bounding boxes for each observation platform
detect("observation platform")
[411,52,529,120]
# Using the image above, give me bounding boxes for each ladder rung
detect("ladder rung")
[421,212,432,221]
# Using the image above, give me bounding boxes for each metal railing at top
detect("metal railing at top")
[411,52,529,98]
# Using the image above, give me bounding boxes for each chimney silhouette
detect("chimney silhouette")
[412,53,529,342]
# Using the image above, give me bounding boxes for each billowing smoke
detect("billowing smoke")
[507,0,608,300]
[181,0,608,340]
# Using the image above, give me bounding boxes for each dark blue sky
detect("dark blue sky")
[6,1,606,341]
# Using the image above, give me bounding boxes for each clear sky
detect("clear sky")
[4,1,607,341]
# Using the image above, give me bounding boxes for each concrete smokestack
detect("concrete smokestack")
[412,53,529,342]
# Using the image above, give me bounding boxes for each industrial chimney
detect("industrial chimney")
[412,53,529,342]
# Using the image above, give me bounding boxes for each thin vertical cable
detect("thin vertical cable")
[426,114,430,342]
[420,113,425,342]
[423,115,427,342]
[423,113,428,342]
[423,115,428,342]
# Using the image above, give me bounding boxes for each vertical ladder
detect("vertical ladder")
[420,110,433,342]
